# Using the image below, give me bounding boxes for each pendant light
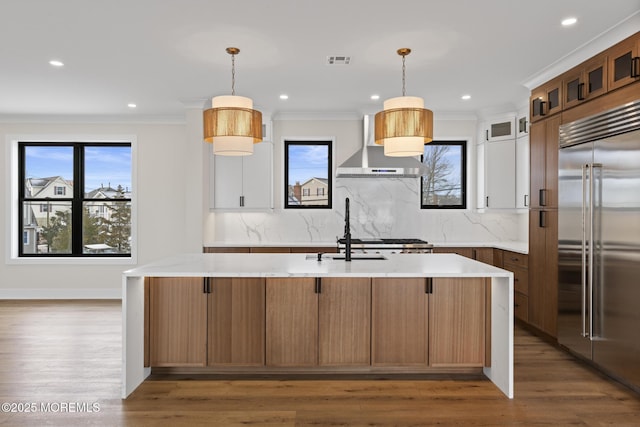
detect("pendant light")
[203,47,262,156]
[374,48,433,157]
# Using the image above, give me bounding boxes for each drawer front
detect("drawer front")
[511,266,529,296]
[514,292,529,322]
[503,251,528,269]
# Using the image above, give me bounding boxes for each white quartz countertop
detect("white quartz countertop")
[124,253,511,278]
[203,241,528,254]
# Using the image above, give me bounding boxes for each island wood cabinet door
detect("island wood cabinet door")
[208,278,265,366]
[265,277,371,367]
[149,277,207,367]
[318,277,371,366]
[371,278,428,366]
[266,278,318,366]
[429,278,486,367]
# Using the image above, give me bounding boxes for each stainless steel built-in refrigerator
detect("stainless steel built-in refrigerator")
[558,99,640,392]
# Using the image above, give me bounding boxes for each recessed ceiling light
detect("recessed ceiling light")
[127,103,137,108]
[279,94,288,100]
[562,17,577,26]
[49,60,64,67]
[370,94,380,100]
[461,94,471,100]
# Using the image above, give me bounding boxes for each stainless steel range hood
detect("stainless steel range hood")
[335,115,427,178]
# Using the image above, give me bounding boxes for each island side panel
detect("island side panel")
[122,275,151,398]
[483,275,514,398]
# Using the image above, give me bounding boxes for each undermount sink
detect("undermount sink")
[305,254,387,261]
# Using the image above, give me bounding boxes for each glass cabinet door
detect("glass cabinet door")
[607,36,639,91]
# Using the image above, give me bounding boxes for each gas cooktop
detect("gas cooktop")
[337,238,431,247]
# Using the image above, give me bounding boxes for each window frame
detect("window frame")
[420,140,468,210]
[17,141,133,259]
[283,139,333,209]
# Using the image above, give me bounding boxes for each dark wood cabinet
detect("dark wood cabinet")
[529,115,560,209]
[563,53,608,109]
[607,34,640,91]
[502,251,529,323]
[530,76,563,123]
[528,209,558,337]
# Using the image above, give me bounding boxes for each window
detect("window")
[23,231,29,245]
[18,142,132,257]
[421,140,467,209]
[284,140,332,209]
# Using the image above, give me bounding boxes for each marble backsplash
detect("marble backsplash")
[205,178,528,245]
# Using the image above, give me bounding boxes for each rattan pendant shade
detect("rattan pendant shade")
[374,48,433,157]
[203,48,262,156]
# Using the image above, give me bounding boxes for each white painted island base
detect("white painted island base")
[122,253,513,398]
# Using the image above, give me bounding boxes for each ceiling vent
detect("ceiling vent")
[326,56,351,65]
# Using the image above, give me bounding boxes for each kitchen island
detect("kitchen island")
[122,253,513,398]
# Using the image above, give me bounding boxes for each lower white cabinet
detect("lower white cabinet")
[210,141,273,210]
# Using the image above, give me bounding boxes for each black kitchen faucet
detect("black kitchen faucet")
[344,197,351,261]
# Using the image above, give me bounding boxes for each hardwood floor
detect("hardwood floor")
[0,300,638,426]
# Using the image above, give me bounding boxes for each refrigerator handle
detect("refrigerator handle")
[590,163,603,341]
[581,164,588,338]
[587,163,599,341]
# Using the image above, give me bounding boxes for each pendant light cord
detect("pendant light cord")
[401,54,406,97]
[230,53,236,96]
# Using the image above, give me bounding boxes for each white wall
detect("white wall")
[1,114,527,298]
[1,120,196,298]
[206,116,529,245]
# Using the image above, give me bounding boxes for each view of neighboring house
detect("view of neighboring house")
[300,177,328,205]
[22,177,131,254]
[288,177,329,206]
[85,184,132,223]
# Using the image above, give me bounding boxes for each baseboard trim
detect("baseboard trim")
[0,288,121,299]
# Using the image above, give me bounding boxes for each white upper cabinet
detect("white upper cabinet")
[477,110,529,210]
[485,138,516,209]
[210,141,273,210]
[483,116,516,142]
[517,114,529,137]
[515,134,530,209]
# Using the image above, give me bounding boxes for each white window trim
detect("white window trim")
[5,134,138,265]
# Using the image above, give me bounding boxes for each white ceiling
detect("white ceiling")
[1,0,639,121]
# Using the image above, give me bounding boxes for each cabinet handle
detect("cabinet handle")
[486,196,489,207]
[539,100,547,116]
[510,257,519,262]
[315,278,322,294]
[425,278,433,294]
[524,194,529,207]
[203,277,212,294]
[539,189,547,207]
[577,82,585,100]
[632,57,640,78]
[485,130,489,141]
[539,210,547,228]
[239,195,245,207]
